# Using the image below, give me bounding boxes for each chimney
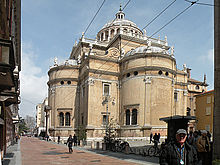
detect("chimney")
[204,74,207,84]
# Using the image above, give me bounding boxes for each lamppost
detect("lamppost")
[44,105,51,137]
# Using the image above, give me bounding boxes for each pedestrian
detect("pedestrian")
[150,132,153,144]
[153,133,159,147]
[196,130,211,165]
[207,131,211,141]
[58,136,60,144]
[158,133,161,143]
[187,131,194,145]
[159,129,198,165]
[67,135,73,153]
[15,134,18,142]
[73,134,77,146]
[46,134,49,141]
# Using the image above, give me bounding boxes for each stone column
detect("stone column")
[144,76,152,125]
[103,31,106,41]
[108,30,111,41]
[214,0,220,160]
[100,34,102,41]
[114,28,117,35]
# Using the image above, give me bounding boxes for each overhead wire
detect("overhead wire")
[98,1,197,80]
[184,0,218,7]
[84,0,107,35]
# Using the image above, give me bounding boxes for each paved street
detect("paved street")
[3,137,159,165]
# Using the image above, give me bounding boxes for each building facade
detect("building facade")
[195,90,214,134]
[47,8,207,142]
[0,0,21,159]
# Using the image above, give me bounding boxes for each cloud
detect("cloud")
[200,48,214,64]
[20,42,48,117]
[207,49,214,63]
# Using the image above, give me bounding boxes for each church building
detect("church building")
[47,7,207,142]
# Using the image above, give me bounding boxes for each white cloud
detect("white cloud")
[207,49,214,63]
[20,42,48,117]
[200,48,214,64]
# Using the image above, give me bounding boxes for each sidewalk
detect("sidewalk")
[2,140,21,165]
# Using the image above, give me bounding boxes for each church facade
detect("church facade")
[47,8,207,142]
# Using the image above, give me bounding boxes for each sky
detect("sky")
[21,0,214,118]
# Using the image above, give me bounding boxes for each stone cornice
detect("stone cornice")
[89,69,120,77]
[121,52,176,64]
[48,65,79,75]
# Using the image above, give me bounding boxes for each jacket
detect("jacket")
[160,141,198,165]
[196,136,210,152]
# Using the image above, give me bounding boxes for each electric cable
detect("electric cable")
[84,0,107,35]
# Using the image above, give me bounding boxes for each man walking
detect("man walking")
[67,135,73,153]
[160,129,197,165]
[73,134,77,146]
[197,130,211,165]
[150,132,153,144]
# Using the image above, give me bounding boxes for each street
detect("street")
[3,137,159,165]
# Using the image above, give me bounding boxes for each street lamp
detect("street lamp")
[44,105,51,137]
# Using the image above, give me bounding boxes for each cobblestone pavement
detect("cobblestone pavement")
[17,137,158,165]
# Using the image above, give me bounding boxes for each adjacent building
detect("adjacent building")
[195,90,214,134]
[0,0,21,158]
[36,98,49,136]
[47,7,207,142]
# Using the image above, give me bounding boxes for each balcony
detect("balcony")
[0,38,16,91]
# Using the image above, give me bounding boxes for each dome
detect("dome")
[124,46,166,57]
[103,18,139,29]
[97,6,143,42]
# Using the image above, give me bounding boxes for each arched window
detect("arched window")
[59,112,64,126]
[126,110,130,125]
[65,112,70,126]
[117,28,120,34]
[132,109,137,125]
[110,29,114,38]
[101,33,104,41]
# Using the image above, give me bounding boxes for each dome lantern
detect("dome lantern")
[116,4,125,20]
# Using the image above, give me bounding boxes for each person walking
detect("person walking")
[150,132,153,144]
[67,135,73,153]
[196,130,211,165]
[57,136,60,144]
[158,133,161,143]
[153,133,159,147]
[160,129,198,165]
[73,134,77,146]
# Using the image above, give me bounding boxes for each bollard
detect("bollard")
[80,140,83,147]
[96,142,100,150]
[102,143,106,150]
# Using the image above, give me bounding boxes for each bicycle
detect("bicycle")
[148,140,164,157]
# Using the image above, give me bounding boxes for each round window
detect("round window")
[67,81,71,85]
[126,73,130,77]
[60,81,64,85]
[165,72,169,76]
[134,71,138,76]
[158,70,163,75]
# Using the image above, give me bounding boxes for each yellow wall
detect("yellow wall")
[195,91,214,133]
